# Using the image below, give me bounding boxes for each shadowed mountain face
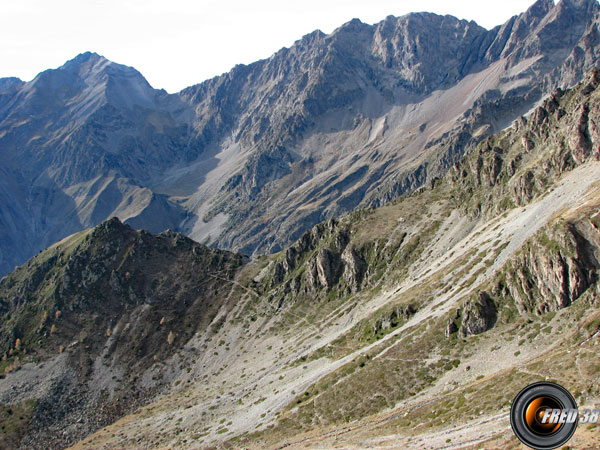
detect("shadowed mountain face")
[1,0,600,275]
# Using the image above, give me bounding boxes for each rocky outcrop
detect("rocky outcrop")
[445,309,460,337]
[373,304,416,334]
[449,68,600,219]
[497,221,598,315]
[445,293,498,338]
[306,248,342,290]
[459,292,497,337]
[444,185,600,336]
[262,217,373,298]
[341,245,367,292]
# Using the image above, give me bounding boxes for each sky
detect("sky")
[0,0,544,93]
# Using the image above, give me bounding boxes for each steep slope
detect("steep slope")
[174,0,600,255]
[0,218,245,449]
[2,69,600,449]
[1,1,600,277]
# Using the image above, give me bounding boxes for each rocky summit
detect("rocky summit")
[1,0,600,276]
[2,1,600,449]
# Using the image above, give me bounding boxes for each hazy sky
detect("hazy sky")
[0,0,543,93]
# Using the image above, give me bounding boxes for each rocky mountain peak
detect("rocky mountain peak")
[89,216,131,240]
[481,0,598,68]
[23,51,156,113]
[60,51,107,72]
[552,0,600,24]
[292,29,326,50]
[527,0,556,18]
[30,52,106,87]
[0,77,23,92]
[58,52,145,83]
[369,12,487,92]
[560,0,598,7]
[336,17,368,33]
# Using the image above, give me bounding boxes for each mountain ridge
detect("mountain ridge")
[1,0,600,277]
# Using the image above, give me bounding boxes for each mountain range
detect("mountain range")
[1,0,600,276]
[2,0,600,449]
